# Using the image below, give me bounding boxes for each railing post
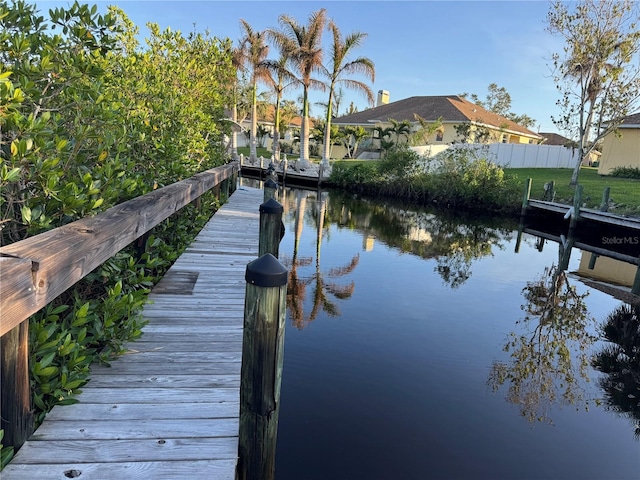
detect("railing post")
[632,256,640,296]
[600,187,610,212]
[221,177,229,201]
[569,184,583,229]
[230,169,238,195]
[521,178,532,216]
[259,198,284,259]
[1,321,34,451]
[237,254,288,480]
[263,178,278,203]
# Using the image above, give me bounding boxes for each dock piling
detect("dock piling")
[237,254,288,480]
[259,198,284,258]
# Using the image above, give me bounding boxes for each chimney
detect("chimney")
[377,90,389,107]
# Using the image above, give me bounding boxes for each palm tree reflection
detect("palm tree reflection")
[488,264,597,424]
[281,190,358,329]
[592,303,640,439]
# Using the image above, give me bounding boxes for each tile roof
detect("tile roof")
[334,95,540,138]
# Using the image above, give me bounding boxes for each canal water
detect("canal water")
[269,186,639,480]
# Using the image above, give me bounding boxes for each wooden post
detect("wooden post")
[221,178,229,201]
[259,198,284,259]
[239,153,244,166]
[521,178,532,216]
[632,256,640,296]
[543,180,555,201]
[569,184,583,230]
[282,159,288,184]
[600,187,610,212]
[1,321,34,451]
[318,163,324,187]
[263,178,278,203]
[230,170,238,195]
[237,254,288,480]
[559,231,575,271]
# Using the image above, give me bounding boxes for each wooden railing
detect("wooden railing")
[0,162,239,450]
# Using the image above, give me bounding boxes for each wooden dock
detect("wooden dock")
[1,186,263,479]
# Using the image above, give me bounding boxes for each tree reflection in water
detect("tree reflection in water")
[592,303,640,439]
[281,190,358,330]
[488,264,597,424]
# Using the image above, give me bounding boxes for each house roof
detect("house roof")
[334,95,541,138]
[619,112,640,127]
[539,132,576,146]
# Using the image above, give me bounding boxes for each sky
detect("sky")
[36,0,567,134]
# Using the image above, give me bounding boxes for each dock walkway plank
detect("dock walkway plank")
[2,186,263,480]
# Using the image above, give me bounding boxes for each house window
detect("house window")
[436,130,444,142]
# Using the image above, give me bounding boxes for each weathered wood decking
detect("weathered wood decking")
[2,186,263,479]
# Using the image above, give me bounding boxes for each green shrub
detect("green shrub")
[377,146,423,180]
[610,166,640,179]
[329,162,381,189]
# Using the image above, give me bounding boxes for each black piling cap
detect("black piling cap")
[264,178,278,189]
[259,197,283,215]
[245,253,288,287]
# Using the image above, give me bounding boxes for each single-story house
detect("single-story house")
[539,132,600,166]
[333,95,542,157]
[598,112,640,175]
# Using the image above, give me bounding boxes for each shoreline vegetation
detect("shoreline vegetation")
[236,146,640,217]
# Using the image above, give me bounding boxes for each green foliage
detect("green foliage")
[377,145,422,180]
[0,430,13,469]
[610,166,640,179]
[328,162,380,191]
[0,0,234,438]
[508,167,640,214]
[426,147,520,210]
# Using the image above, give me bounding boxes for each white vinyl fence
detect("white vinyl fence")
[413,143,580,169]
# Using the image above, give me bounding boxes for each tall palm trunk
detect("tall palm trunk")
[322,87,334,164]
[250,82,258,161]
[300,90,310,162]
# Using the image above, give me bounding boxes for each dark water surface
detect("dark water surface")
[267,187,639,480]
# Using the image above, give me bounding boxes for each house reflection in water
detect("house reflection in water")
[576,251,638,301]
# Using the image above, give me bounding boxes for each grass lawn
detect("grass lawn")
[506,167,640,214]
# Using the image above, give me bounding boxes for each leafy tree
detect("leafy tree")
[237,19,270,162]
[453,122,492,143]
[320,21,374,164]
[271,9,327,162]
[409,114,443,146]
[547,0,640,185]
[463,83,536,129]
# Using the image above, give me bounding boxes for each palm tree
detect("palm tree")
[262,52,297,161]
[320,20,375,164]
[388,118,412,146]
[344,125,369,158]
[271,9,327,163]
[238,19,269,162]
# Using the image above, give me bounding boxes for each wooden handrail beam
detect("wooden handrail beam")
[0,162,238,336]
